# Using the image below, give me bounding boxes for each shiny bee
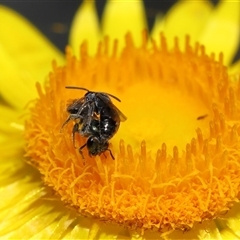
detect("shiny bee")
[61,86,127,159]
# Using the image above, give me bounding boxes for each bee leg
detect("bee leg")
[72,123,79,148]
[60,116,71,132]
[107,149,115,160]
[79,142,87,159]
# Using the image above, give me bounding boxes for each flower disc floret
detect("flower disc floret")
[25,33,240,232]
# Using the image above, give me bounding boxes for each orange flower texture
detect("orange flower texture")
[24,32,240,233]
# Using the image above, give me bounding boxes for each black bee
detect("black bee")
[61,86,127,159]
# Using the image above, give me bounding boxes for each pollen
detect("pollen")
[24,32,240,232]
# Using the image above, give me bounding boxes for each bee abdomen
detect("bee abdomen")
[100,117,119,140]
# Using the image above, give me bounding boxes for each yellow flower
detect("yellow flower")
[0,0,240,239]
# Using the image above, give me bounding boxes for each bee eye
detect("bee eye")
[67,107,78,114]
[72,108,79,114]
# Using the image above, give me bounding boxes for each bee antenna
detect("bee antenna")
[104,93,121,102]
[65,86,89,92]
[65,86,121,102]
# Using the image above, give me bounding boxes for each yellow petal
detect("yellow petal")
[0,43,37,109]
[43,214,75,239]
[0,134,24,160]
[0,132,7,145]
[200,0,240,65]
[69,0,100,55]
[197,221,222,240]
[220,230,239,240]
[223,203,240,238]
[160,0,213,50]
[28,211,66,240]
[3,203,55,238]
[163,221,222,239]
[0,5,64,109]
[88,223,129,240]
[88,222,100,239]
[0,103,24,133]
[102,0,147,51]
[62,218,90,239]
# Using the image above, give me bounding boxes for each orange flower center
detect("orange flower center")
[24,32,240,232]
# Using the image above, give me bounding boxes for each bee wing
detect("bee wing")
[114,106,127,122]
[66,97,84,106]
[66,97,86,114]
[96,93,127,122]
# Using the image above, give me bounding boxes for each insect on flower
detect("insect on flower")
[61,86,127,159]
